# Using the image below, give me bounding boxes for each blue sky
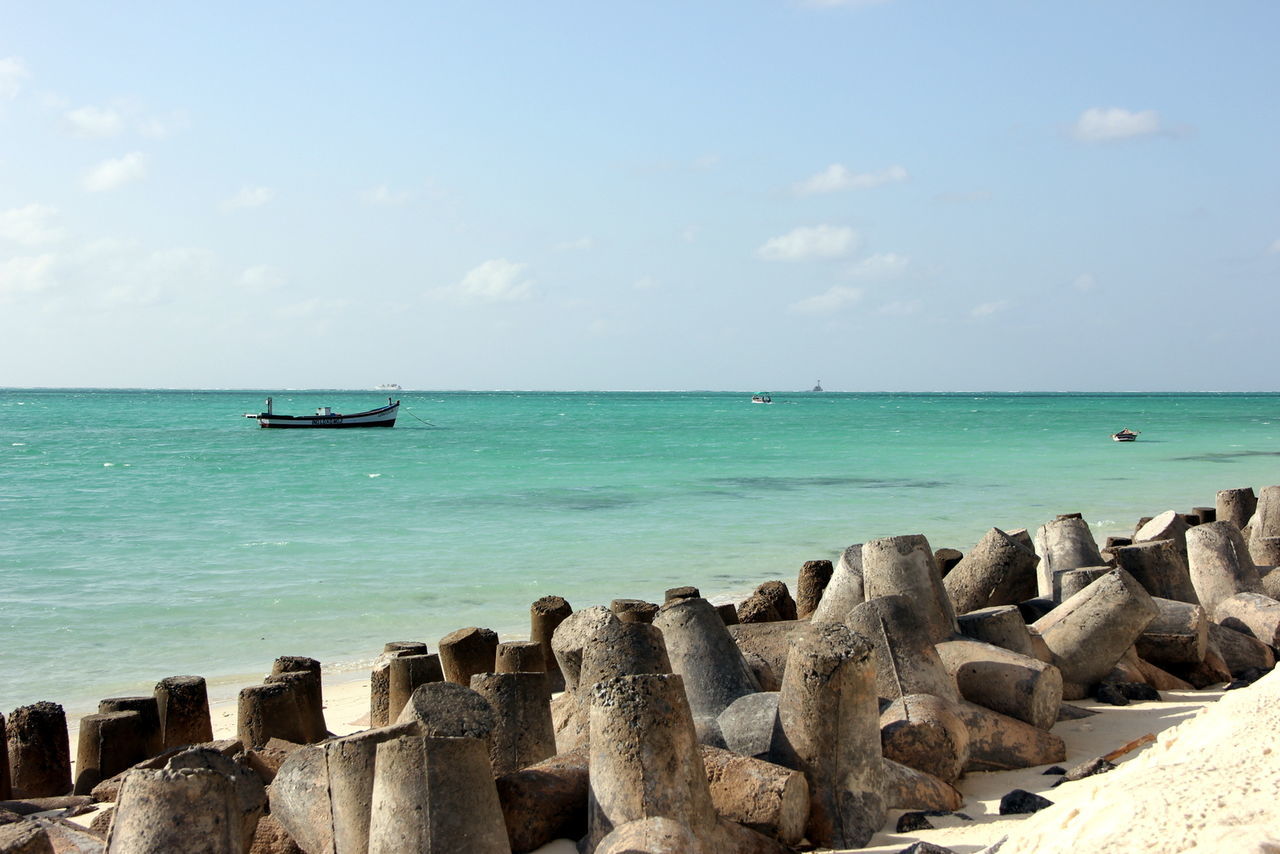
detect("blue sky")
[2,1,1277,390]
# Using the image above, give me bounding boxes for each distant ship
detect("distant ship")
[811,380,823,392]
[375,383,402,392]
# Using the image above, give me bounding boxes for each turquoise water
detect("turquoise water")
[4,389,1280,715]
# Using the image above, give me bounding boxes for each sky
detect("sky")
[1,1,1278,391]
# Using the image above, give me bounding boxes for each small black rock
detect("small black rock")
[898,843,960,854]
[1041,765,1066,775]
[896,812,935,833]
[1062,756,1116,781]
[1118,682,1161,702]
[1095,682,1130,705]
[999,789,1054,815]
[1226,666,1271,690]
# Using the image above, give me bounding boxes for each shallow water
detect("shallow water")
[3,389,1279,714]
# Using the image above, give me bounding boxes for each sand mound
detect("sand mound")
[987,671,1280,853]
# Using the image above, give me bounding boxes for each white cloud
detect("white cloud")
[83,152,147,192]
[0,254,57,298]
[361,185,411,206]
[795,164,907,195]
[1072,107,1162,142]
[104,247,215,305]
[681,226,699,244]
[847,252,910,280]
[0,205,64,246]
[788,285,864,314]
[433,259,535,304]
[65,105,124,137]
[970,300,1009,318]
[1073,273,1097,291]
[1266,239,1280,255]
[222,186,275,210]
[757,225,859,261]
[239,265,287,291]
[633,276,659,291]
[0,57,29,99]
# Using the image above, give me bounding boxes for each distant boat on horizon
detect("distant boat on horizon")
[751,393,772,404]
[375,383,402,391]
[811,380,823,392]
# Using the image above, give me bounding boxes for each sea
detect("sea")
[4,389,1280,717]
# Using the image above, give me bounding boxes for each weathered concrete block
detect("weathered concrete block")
[881,757,964,812]
[394,682,495,753]
[1111,539,1199,604]
[700,745,808,846]
[269,723,417,854]
[97,697,162,760]
[551,606,618,694]
[716,692,785,762]
[153,676,213,752]
[736,581,797,624]
[653,598,758,721]
[1133,597,1209,666]
[795,559,834,619]
[1052,566,1113,603]
[1214,591,1280,646]
[74,711,147,796]
[369,642,428,728]
[609,599,659,624]
[6,703,70,799]
[809,544,864,623]
[944,528,1039,613]
[1207,622,1276,676]
[368,735,510,854]
[861,535,957,643]
[268,656,327,743]
[437,626,499,686]
[495,640,546,674]
[107,767,243,853]
[1033,569,1159,689]
[237,683,306,750]
[953,701,1066,771]
[386,653,443,725]
[593,817,699,854]
[0,821,53,854]
[471,672,556,775]
[530,596,573,692]
[777,622,885,850]
[726,620,803,686]
[845,595,959,702]
[494,748,589,854]
[1134,510,1191,554]
[1034,515,1105,598]
[956,605,1036,658]
[1216,487,1257,531]
[934,638,1063,730]
[879,694,970,784]
[1187,521,1263,615]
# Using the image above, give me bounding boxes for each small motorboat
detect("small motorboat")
[244,397,399,428]
[375,383,402,391]
[1111,428,1139,442]
[751,394,772,404]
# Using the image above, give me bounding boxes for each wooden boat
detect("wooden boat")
[1111,428,1139,442]
[244,397,399,428]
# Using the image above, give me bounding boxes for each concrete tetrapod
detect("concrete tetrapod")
[727,621,803,686]
[1111,539,1200,604]
[269,722,419,854]
[470,672,557,775]
[163,746,267,852]
[368,735,511,854]
[1033,515,1105,599]
[861,535,958,644]
[269,655,327,742]
[437,626,499,687]
[153,675,213,751]
[934,637,1064,731]
[1133,597,1209,666]
[808,544,864,623]
[550,606,618,693]
[1052,567,1112,603]
[1250,485,1280,540]
[777,621,885,850]
[795,559,834,619]
[530,596,573,693]
[495,640,546,674]
[593,816,701,854]
[394,682,496,754]
[386,653,443,725]
[956,605,1037,658]
[1186,521,1264,615]
[494,747,590,853]
[97,697,162,760]
[370,642,429,728]
[1032,569,1160,695]
[107,767,243,854]
[1214,592,1280,647]
[1216,487,1257,531]
[237,682,307,749]
[6,702,71,798]
[700,745,809,847]
[652,597,759,721]
[845,594,960,702]
[879,693,970,784]
[73,710,147,795]
[943,527,1040,614]
[1134,510,1191,554]
[0,821,53,854]
[0,712,9,800]
[563,620,672,749]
